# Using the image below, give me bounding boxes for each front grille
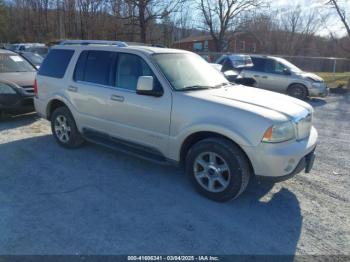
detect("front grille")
[21,85,34,94]
[296,113,312,140]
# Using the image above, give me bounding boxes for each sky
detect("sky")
[272,0,349,37]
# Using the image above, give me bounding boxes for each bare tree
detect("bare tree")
[279,6,321,55]
[0,0,7,42]
[327,0,350,37]
[124,0,184,43]
[199,0,265,52]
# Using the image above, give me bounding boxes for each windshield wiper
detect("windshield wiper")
[180,85,214,91]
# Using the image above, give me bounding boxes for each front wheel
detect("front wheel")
[51,106,85,149]
[287,84,308,100]
[185,138,251,202]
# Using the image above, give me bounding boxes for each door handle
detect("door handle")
[110,95,124,102]
[67,85,78,92]
[262,76,268,79]
[254,75,260,77]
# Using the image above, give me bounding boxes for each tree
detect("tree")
[279,6,321,55]
[124,0,184,43]
[0,0,7,42]
[327,0,350,38]
[199,0,265,52]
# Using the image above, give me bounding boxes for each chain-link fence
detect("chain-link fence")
[279,55,350,73]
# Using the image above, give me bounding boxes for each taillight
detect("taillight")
[34,79,38,98]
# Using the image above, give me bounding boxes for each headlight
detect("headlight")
[0,83,16,94]
[262,121,295,143]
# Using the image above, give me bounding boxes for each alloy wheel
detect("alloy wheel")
[193,152,231,193]
[54,115,71,143]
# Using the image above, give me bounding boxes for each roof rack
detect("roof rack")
[59,40,128,47]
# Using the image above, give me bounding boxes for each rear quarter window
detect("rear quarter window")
[38,49,74,78]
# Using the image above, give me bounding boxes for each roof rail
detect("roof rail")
[59,40,128,47]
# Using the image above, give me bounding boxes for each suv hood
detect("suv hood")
[192,85,312,120]
[0,72,36,87]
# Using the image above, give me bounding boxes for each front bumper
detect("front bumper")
[0,94,34,113]
[257,147,316,182]
[242,126,318,179]
[309,83,329,97]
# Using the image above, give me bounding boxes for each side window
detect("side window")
[264,59,274,73]
[264,59,287,74]
[250,58,265,72]
[39,49,74,78]
[221,58,233,72]
[216,56,226,65]
[84,51,116,86]
[275,62,288,74]
[116,53,161,91]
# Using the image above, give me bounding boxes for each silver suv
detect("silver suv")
[34,41,318,201]
[218,54,329,100]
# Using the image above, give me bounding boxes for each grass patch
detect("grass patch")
[314,72,350,88]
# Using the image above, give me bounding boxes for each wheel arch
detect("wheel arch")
[46,99,69,120]
[179,131,255,174]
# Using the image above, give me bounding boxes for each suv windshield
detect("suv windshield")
[153,53,229,91]
[0,54,36,73]
[276,57,302,73]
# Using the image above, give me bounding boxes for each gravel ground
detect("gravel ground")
[0,94,349,255]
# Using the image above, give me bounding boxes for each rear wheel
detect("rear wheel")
[51,107,85,148]
[185,138,251,202]
[288,84,308,100]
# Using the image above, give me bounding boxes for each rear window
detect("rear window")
[38,49,74,78]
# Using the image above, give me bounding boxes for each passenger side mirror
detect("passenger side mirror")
[223,70,239,82]
[283,68,291,75]
[136,76,163,97]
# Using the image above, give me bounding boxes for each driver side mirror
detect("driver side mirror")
[136,76,163,97]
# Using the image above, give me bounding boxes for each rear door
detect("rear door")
[68,50,116,131]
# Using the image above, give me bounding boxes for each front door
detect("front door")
[259,58,291,93]
[106,53,172,156]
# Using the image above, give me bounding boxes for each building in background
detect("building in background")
[172,32,260,54]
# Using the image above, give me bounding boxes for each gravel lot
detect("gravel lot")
[0,94,349,255]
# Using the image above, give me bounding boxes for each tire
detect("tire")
[51,106,85,149]
[185,137,251,202]
[287,84,308,100]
